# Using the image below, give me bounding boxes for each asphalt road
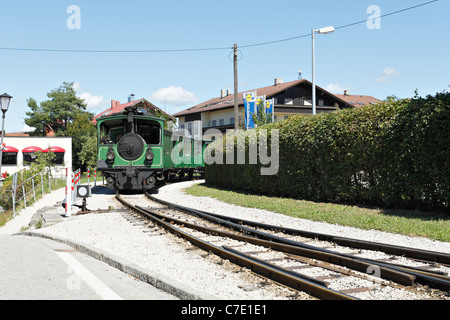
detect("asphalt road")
[0,235,178,300]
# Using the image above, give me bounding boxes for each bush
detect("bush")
[206,92,450,214]
[0,151,58,210]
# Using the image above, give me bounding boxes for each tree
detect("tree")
[25,82,92,136]
[252,102,273,127]
[25,82,96,170]
[25,98,51,136]
[65,113,97,171]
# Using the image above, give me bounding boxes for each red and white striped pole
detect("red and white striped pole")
[65,168,68,215]
[65,167,72,217]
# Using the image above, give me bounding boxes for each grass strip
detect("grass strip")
[185,183,450,242]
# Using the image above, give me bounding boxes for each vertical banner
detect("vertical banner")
[265,98,274,122]
[255,95,266,128]
[243,91,256,129]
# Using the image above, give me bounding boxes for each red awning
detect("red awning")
[22,146,44,153]
[43,146,65,153]
[3,146,19,153]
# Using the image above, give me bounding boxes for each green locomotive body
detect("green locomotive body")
[97,106,207,191]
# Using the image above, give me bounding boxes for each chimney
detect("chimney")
[220,89,226,99]
[344,90,350,96]
[226,89,231,96]
[111,100,120,109]
[274,78,284,86]
[128,94,135,102]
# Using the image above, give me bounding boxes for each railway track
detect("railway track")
[115,192,450,300]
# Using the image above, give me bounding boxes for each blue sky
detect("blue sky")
[0,0,448,133]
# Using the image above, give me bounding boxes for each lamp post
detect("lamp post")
[0,93,13,182]
[312,26,335,115]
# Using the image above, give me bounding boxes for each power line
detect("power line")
[0,46,233,53]
[240,0,439,48]
[335,0,439,31]
[0,0,439,54]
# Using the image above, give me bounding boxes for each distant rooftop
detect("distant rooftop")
[173,79,381,117]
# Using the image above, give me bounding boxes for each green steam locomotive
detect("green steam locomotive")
[96,106,208,191]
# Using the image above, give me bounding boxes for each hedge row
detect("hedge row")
[205,92,450,213]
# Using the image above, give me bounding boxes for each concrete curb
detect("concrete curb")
[20,231,220,300]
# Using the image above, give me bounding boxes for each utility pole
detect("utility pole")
[233,44,239,130]
[312,29,316,116]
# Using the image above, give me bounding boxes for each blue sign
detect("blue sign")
[243,91,256,129]
[265,98,274,122]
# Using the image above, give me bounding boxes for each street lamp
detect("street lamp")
[0,93,13,182]
[312,26,335,115]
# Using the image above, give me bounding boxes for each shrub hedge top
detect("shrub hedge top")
[206,92,449,213]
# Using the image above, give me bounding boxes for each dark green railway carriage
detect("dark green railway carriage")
[97,106,207,191]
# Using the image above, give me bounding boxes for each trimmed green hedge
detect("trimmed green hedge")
[205,92,450,213]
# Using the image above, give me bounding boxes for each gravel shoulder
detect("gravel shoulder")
[153,180,450,254]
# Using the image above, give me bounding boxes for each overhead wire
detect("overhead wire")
[240,0,439,48]
[0,0,439,54]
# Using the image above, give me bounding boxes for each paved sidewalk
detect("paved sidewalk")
[0,234,178,300]
[0,188,66,235]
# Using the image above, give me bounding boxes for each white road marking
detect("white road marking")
[55,251,123,300]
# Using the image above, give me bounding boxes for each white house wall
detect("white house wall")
[203,109,235,128]
[1,136,72,176]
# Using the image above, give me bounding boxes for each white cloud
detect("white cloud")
[78,92,105,108]
[21,124,33,132]
[150,86,198,106]
[73,82,82,91]
[74,82,105,109]
[325,83,353,94]
[376,67,400,83]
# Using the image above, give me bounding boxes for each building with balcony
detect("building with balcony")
[173,79,381,139]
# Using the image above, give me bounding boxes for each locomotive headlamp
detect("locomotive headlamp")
[106,147,115,161]
[145,149,154,161]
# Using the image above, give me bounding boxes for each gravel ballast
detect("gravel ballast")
[3,180,450,300]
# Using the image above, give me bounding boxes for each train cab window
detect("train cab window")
[99,119,125,144]
[137,120,161,145]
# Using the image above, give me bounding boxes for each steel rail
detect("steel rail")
[145,193,450,291]
[148,194,450,265]
[135,203,416,287]
[116,194,358,300]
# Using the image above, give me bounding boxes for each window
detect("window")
[293,98,302,106]
[2,153,17,165]
[137,119,161,145]
[23,153,38,165]
[212,120,217,127]
[230,117,235,125]
[99,119,125,144]
[304,99,312,106]
[1,146,18,165]
[318,100,324,107]
[219,119,224,126]
[54,153,65,165]
[22,147,44,166]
